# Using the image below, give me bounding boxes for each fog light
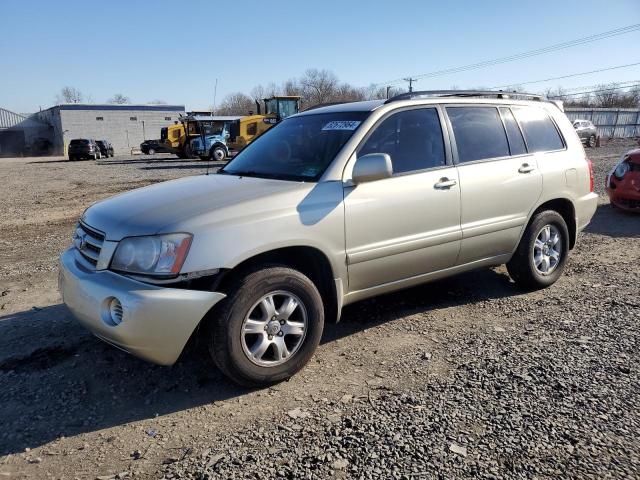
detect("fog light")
[106,297,123,326]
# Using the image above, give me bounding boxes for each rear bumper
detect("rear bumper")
[59,247,226,365]
[575,192,598,232]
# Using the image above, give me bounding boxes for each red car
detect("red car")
[606,148,640,212]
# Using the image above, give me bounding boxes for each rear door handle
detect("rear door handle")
[434,177,457,189]
[518,163,535,174]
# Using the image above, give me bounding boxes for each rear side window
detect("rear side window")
[447,107,509,163]
[513,107,564,153]
[359,108,446,174]
[499,107,527,156]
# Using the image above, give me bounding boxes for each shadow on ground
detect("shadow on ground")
[585,203,640,238]
[0,268,518,455]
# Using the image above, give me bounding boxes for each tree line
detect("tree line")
[55,71,640,114]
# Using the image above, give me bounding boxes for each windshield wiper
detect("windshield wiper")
[223,170,295,180]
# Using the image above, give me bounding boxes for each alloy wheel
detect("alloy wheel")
[240,291,308,367]
[532,224,562,275]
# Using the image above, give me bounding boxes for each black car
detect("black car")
[140,139,172,155]
[68,139,101,161]
[573,119,598,148]
[96,140,114,158]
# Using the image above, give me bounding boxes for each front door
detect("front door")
[343,107,462,292]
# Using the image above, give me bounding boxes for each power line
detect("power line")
[553,79,640,93]
[548,82,640,98]
[491,62,640,89]
[375,23,640,87]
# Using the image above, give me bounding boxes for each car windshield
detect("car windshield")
[96,141,105,146]
[221,112,368,181]
[70,139,89,145]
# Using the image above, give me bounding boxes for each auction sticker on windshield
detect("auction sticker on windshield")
[322,120,361,131]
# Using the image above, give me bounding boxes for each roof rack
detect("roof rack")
[384,90,546,104]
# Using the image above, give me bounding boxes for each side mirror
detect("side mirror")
[352,153,393,184]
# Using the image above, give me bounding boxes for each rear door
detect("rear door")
[446,105,543,264]
[343,107,461,292]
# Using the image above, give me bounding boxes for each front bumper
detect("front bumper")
[606,175,640,212]
[59,247,226,365]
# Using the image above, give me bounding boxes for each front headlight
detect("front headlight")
[111,233,192,276]
[613,158,630,180]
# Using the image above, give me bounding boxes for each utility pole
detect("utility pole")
[212,78,218,116]
[403,77,418,93]
[386,86,392,99]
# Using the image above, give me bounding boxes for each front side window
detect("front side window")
[222,111,368,181]
[246,122,257,136]
[447,107,510,163]
[359,108,445,174]
[513,107,564,153]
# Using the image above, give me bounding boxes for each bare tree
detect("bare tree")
[299,68,339,107]
[217,92,255,115]
[108,94,131,105]
[594,83,622,108]
[149,99,168,104]
[55,86,84,104]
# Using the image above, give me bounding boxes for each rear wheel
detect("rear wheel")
[587,134,597,148]
[183,143,197,159]
[206,266,324,387]
[507,210,569,290]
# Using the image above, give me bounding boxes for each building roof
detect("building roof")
[50,104,185,112]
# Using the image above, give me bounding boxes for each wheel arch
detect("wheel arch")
[527,198,577,249]
[215,245,340,324]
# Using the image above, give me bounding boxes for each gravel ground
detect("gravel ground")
[0,142,638,479]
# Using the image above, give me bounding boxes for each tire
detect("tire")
[183,143,197,159]
[206,265,324,387]
[68,156,75,161]
[587,135,596,148]
[210,145,227,162]
[507,210,570,290]
[148,148,155,155]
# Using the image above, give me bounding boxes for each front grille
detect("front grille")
[73,222,105,268]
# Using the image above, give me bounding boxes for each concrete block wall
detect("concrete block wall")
[56,105,185,154]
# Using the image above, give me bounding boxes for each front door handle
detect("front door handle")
[518,163,536,174]
[434,177,457,189]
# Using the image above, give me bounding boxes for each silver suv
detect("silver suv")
[59,91,598,386]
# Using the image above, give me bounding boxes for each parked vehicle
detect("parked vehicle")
[96,140,114,158]
[161,96,300,159]
[606,148,640,211]
[140,139,173,155]
[188,117,236,161]
[573,119,598,148]
[59,91,598,386]
[68,139,101,161]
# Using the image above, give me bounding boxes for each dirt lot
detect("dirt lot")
[0,143,638,479]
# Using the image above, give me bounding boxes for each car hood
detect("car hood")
[83,174,312,240]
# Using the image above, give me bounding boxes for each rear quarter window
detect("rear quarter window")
[513,107,564,153]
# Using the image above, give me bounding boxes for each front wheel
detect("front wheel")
[148,148,155,155]
[587,134,597,148]
[206,266,324,387]
[507,210,570,290]
[210,145,227,162]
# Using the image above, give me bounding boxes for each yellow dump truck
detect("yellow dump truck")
[161,96,300,159]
